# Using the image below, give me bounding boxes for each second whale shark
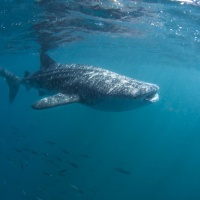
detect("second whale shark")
[0,53,159,111]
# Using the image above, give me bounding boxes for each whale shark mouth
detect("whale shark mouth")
[145,92,159,103]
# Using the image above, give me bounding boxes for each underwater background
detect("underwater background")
[0,0,200,199]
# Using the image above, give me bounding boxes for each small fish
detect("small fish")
[58,173,65,177]
[91,189,97,194]
[43,153,49,158]
[58,169,67,173]
[36,187,49,195]
[23,148,30,153]
[114,168,131,175]
[13,180,21,189]
[69,184,84,194]
[42,171,53,177]
[11,126,20,132]
[30,150,39,155]
[45,159,55,164]
[15,148,22,153]
[61,149,69,154]
[44,159,59,167]
[68,162,79,168]
[22,188,26,196]
[46,141,56,145]
[79,154,90,158]
[19,160,24,172]
[78,189,84,195]
[69,184,79,191]
[54,156,62,162]
[60,191,68,195]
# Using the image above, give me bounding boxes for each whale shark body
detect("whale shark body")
[0,54,159,111]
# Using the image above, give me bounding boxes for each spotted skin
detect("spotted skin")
[0,54,159,111]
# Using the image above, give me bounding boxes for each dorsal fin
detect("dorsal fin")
[40,53,56,70]
[24,71,30,78]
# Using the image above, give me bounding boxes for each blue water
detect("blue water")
[0,0,200,199]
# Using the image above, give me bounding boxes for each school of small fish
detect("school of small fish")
[0,125,132,200]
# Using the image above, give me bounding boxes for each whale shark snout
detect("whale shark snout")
[130,82,159,103]
[143,84,159,103]
[145,91,159,103]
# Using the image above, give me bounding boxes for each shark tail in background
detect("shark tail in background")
[0,67,21,102]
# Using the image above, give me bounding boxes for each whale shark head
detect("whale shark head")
[136,83,159,103]
[87,82,159,112]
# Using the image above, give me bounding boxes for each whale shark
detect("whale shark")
[0,53,159,111]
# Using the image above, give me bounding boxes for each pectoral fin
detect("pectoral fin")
[32,93,80,110]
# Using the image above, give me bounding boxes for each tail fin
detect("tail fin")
[0,67,21,102]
